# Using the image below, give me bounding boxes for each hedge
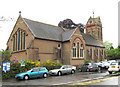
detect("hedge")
[2,59,62,80]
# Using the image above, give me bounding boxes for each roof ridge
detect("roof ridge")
[23,18,62,30]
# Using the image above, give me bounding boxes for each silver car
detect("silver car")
[79,63,100,72]
[49,65,76,76]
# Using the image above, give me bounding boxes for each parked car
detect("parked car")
[108,61,120,74]
[101,61,110,69]
[100,60,116,69]
[108,60,116,64]
[79,63,101,72]
[49,65,76,76]
[95,62,102,67]
[15,67,49,80]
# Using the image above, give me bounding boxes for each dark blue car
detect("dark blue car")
[15,67,48,80]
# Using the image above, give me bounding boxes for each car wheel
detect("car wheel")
[108,71,112,74]
[86,68,90,72]
[79,68,82,72]
[97,67,101,72]
[43,73,47,78]
[71,70,75,74]
[24,75,29,80]
[57,71,62,76]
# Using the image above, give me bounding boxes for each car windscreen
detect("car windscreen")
[27,69,32,72]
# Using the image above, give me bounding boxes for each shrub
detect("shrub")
[84,60,91,64]
[41,59,63,70]
[2,59,62,80]
[2,50,11,62]
[2,59,39,80]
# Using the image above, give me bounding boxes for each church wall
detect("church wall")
[7,16,34,61]
[69,28,86,66]
[33,39,62,63]
[85,45,105,62]
[62,41,71,65]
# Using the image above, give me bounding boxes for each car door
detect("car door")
[38,68,45,77]
[61,65,68,74]
[81,64,88,71]
[92,63,97,70]
[67,65,72,73]
[30,68,39,78]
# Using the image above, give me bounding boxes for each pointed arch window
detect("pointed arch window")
[13,36,15,51]
[80,49,83,57]
[16,33,17,51]
[21,31,23,50]
[77,42,79,57]
[23,33,25,49]
[72,43,76,57]
[12,29,26,52]
[18,30,20,50]
[72,41,84,59]
[23,32,25,49]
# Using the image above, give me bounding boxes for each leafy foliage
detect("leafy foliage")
[103,41,113,52]
[41,59,63,70]
[104,41,120,60]
[1,50,11,62]
[107,48,120,60]
[58,19,85,33]
[2,59,62,80]
[84,60,91,64]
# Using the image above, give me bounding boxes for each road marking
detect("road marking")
[52,76,118,85]
[52,81,73,85]
[71,76,118,85]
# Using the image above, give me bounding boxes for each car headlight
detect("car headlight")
[19,74,23,76]
[49,71,52,73]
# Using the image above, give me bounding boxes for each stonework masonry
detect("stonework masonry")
[7,14,106,66]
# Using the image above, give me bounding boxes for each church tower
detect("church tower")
[86,16,103,44]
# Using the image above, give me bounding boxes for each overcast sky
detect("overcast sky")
[0,0,119,50]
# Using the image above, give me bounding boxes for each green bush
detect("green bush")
[2,59,63,80]
[84,60,91,64]
[41,59,63,70]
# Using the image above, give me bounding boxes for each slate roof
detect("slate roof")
[23,18,104,47]
[62,29,76,42]
[23,18,63,41]
[81,33,104,47]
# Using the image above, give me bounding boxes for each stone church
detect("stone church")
[7,13,106,66]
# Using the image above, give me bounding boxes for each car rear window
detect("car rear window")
[57,66,62,69]
[110,62,117,65]
[68,65,72,68]
[85,64,89,66]
[118,62,120,65]
[39,68,45,71]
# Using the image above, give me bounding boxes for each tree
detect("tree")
[107,48,120,60]
[58,19,85,33]
[103,41,113,52]
[1,50,11,62]
[103,41,120,60]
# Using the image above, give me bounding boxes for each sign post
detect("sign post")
[3,62,10,72]
[21,60,25,66]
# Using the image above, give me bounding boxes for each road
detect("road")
[71,76,119,85]
[2,70,109,86]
